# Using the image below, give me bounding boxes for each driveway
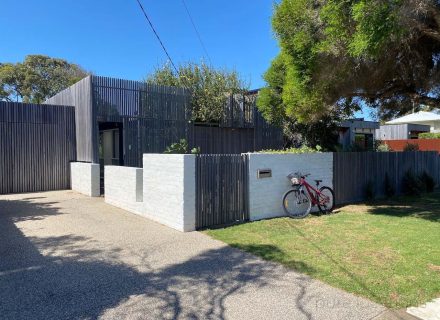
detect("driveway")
[0,190,388,320]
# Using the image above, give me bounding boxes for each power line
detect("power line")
[181,0,212,65]
[135,0,179,74]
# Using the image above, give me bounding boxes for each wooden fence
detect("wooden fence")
[189,126,254,154]
[195,154,249,229]
[0,102,76,194]
[333,151,440,204]
[384,139,440,153]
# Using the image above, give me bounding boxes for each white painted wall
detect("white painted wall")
[247,153,333,221]
[142,154,196,232]
[104,166,143,215]
[71,162,100,197]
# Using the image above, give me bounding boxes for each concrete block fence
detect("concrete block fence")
[73,153,333,232]
[247,153,333,221]
[104,166,143,215]
[142,154,196,232]
[71,162,100,197]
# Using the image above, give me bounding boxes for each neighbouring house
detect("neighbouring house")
[385,110,440,133]
[45,75,282,168]
[375,123,430,140]
[338,118,380,150]
[375,110,440,152]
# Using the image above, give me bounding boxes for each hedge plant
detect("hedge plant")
[258,145,322,154]
[419,132,440,139]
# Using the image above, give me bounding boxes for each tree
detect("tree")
[257,53,346,150]
[258,0,440,124]
[146,62,248,122]
[0,55,89,103]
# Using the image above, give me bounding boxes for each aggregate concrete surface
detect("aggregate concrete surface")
[0,190,391,320]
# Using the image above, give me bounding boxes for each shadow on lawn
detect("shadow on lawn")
[229,244,317,276]
[0,196,286,320]
[364,192,440,222]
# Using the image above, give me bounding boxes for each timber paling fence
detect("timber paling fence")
[0,102,76,194]
[196,151,440,229]
[195,154,249,229]
[333,151,440,204]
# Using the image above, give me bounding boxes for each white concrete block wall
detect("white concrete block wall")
[104,166,143,215]
[143,154,196,232]
[247,153,333,221]
[71,162,100,197]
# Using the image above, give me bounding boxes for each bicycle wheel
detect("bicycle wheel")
[282,188,312,218]
[317,186,335,214]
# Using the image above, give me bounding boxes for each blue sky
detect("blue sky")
[1,0,279,89]
[1,0,372,119]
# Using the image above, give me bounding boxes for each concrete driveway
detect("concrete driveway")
[0,190,388,320]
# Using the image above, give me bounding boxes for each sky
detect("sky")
[0,0,279,89]
[1,0,371,119]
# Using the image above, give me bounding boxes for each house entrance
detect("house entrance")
[99,122,123,194]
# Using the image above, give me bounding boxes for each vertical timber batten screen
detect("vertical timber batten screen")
[92,76,191,167]
[333,151,440,204]
[195,154,249,229]
[0,102,76,194]
[45,76,93,162]
[45,75,283,166]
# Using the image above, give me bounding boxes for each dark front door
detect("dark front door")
[98,122,123,194]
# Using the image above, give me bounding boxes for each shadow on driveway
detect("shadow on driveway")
[0,196,284,320]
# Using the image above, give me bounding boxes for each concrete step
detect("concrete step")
[407,298,440,320]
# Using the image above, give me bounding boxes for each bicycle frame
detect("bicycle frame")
[299,177,325,206]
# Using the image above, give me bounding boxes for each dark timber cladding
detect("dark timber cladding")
[45,76,93,162]
[195,154,249,229]
[0,102,76,194]
[93,76,189,166]
[333,151,440,204]
[45,75,282,167]
[45,75,190,166]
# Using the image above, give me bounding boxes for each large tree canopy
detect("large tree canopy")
[258,0,440,123]
[146,62,247,122]
[0,55,88,103]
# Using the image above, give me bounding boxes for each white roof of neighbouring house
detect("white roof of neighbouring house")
[386,111,440,124]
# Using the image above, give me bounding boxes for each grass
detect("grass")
[204,192,440,309]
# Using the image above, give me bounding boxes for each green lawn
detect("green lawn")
[205,193,440,309]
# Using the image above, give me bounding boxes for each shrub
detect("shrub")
[403,143,419,152]
[165,139,201,154]
[365,180,375,200]
[419,132,440,139]
[259,145,322,154]
[377,143,391,152]
[164,139,188,154]
[419,171,435,193]
[384,172,395,198]
[402,169,423,196]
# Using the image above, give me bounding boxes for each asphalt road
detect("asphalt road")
[0,190,388,320]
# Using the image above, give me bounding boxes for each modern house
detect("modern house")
[45,75,283,168]
[338,118,380,150]
[375,110,440,152]
[375,123,430,140]
[385,110,440,133]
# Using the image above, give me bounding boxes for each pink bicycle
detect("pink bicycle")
[283,172,335,218]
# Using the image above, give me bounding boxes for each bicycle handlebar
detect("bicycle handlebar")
[288,172,311,180]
